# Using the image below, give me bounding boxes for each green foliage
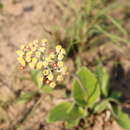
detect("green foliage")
[96,65,109,97]
[48,102,72,122]
[95,65,130,129]
[53,0,129,57]
[112,105,130,130]
[72,67,100,107]
[40,85,53,93]
[95,25,129,44]
[48,66,101,128]
[30,70,43,88]
[18,1,130,129]
[16,92,37,104]
[93,99,110,113]
[47,102,86,128]
[47,66,130,129]
[106,15,127,36]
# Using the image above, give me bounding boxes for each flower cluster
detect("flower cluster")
[16,39,68,88]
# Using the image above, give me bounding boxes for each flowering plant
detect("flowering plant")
[16,39,67,88]
[47,66,130,129]
[16,40,130,130]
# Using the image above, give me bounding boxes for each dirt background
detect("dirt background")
[0,0,130,130]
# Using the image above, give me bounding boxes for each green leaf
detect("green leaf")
[66,119,80,129]
[40,85,53,93]
[47,102,71,122]
[16,92,36,104]
[106,15,127,36]
[87,82,100,107]
[47,102,86,128]
[112,106,130,130]
[30,70,43,88]
[67,104,87,122]
[95,25,129,44]
[72,78,87,106]
[96,65,109,97]
[72,67,100,107]
[93,99,109,113]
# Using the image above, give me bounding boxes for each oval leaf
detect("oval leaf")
[112,105,130,130]
[47,102,86,128]
[30,70,43,88]
[17,92,37,104]
[96,65,109,97]
[93,99,109,113]
[47,102,71,122]
[72,67,100,107]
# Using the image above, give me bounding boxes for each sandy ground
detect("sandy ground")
[0,0,69,129]
[0,0,129,130]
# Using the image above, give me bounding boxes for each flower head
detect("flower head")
[16,39,68,88]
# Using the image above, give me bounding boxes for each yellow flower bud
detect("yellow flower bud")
[41,39,48,46]
[34,43,38,48]
[56,45,62,53]
[32,47,37,52]
[58,54,64,60]
[39,47,45,52]
[25,56,31,62]
[35,51,41,57]
[28,42,33,48]
[61,66,67,74]
[26,51,33,56]
[33,40,39,45]
[49,52,55,59]
[29,62,35,69]
[16,50,24,56]
[57,61,64,67]
[36,61,43,69]
[32,58,38,64]
[47,73,54,80]
[17,39,67,87]
[43,61,48,67]
[43,69,49,76]
[60,48,66,55]
[17,57,26,66]
[57,75,64,81]
[42,57,45,60]
[45,57,52,63]
[50,82,56,88]
[29,58,37,69]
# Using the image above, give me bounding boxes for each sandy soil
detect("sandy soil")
[0,0,129,130]
[0,0,69,129]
